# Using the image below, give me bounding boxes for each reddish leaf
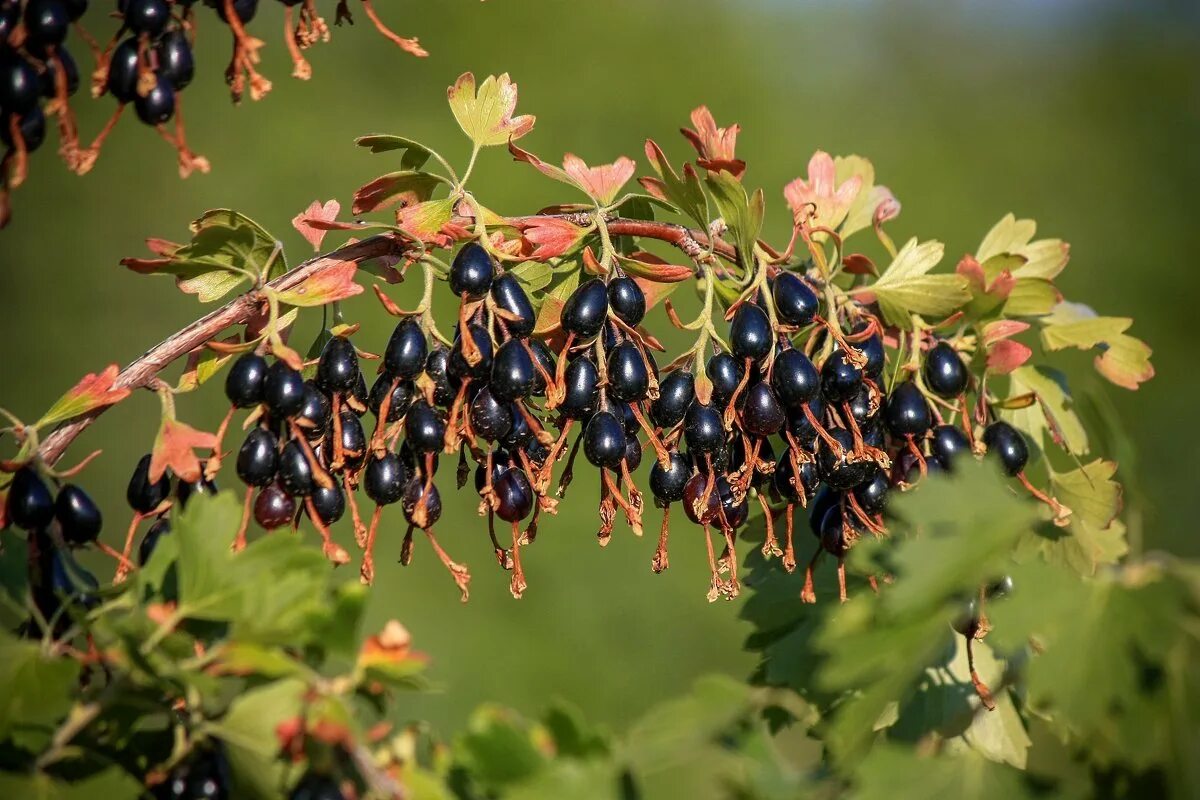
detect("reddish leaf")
[873,190,902,226]
[581,246,606,276]
[292,199,341,251]
[842,253,877,276]
[562,153,636,205]
[145,238,182,257]
[783,151,862,230]
[358,620,426,667]
[533,295,567,337]
[620,251,693,283]
[274,261,363,308]
[36,364,132,429]
[680,106,745,179]
[508,140,571,184]
[956,254,987,292]
[632,275,680,313]
[150,418,218,483]
[516,217,587,260]
[352,173,440,215]
[981,319,1031,346]
[987,340,1033,374]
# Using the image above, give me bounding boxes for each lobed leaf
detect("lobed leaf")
[447,73,535,148]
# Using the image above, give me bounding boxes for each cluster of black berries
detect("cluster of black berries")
[152,742,232,800]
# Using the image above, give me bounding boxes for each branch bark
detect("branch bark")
[36,217,736,466]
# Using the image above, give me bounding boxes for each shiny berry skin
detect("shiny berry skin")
[254,482,295,530]
[450,242,495,298]
[309,483,345,525]
[278,440,316,497]
[771,348,820,409]
[987,575,1014,599]
[236,427,279,487]
[368,374,413,423]
[784,396,826,448]
[55,485,103,545]
[127,454,170,513]
[560,357,599,420]
[0,52,39,113]
[138,519,170,565]
[650,370,694,429]
[560,279,609,339]
[106,38,141,102]
[176,469,217,509]
[316,336,359,393]
[402,477,442,527]
[39,46,78,98]
[851,325,886,379]
[6,466,54,530]
[623,436,643,471]
[607,342,649,402]
[820,351,863,403]
[845,386,874,425]
[607,276,646,326]
[0,2,19,41]
[490,338,535,402]
[124,0,169,35]
[449,324,493,381]
[474,451,508,495]
[423,347,454,406]
[364,453,406,506]
[649,452,691,505]
[730,303,773,362]
[382,319,426,378]
[930,424,971,469]
[470,386,513,442]
[952,597,980,637]
[156,30,195,90]
[493,468,534,523]
[336,410,367,471]
[134,75,175,126]
[583,411,626,469]
[526,339,555,397]
[683,403,724,454]
[405,402,445,453]
[742,381,785,436]
[681,473,720,525]
[716,476,748,529]
[772,273,819,327]
[296,382,331,439]
[490,274,536,337]
[817,427,873,490]
[0,106,45,152]
[502,408,532,451]
[773,453,818,502]
[818,505,852,558]
[884,382,932,438]
[264,361,306,419]
[923,341,969,398]
[23,0,69,46]
[854,469,890,516]
[225,353,268,408]
[982,421,1029,476]
[707,352,744,407]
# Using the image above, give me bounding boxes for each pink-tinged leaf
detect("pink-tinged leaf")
[352,172,441,215]
[873,188,901,225]
[981,319,1031,346]
[515,217,587,260]
[680,106,745,179]
[508,141,572,184]
[581,246,607,276]
[619,251,693,283]
[145,238,182,257]
[395,197,456,242]
[842,253,877,276]
[783,151,862,231]
[447,72,535,148]
[1094,335,1156,390]
[275,260,363,308]
[150,418,218,483]
[633,275,680,312]
[272,340,304,371]
[292,199,341,251]
[533,295,566,337]
[956,254,987,292]
[36,364,132,429]
[638,176,668,203]
[562,153,636,205]
[987,340,1033,374]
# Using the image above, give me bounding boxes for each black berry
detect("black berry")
[449,242,495,298]
[316,336,360,394]
[6,466,54,530]
[383,319,427,379]
[127,453,170,513]
[54,484,103,545]
[924,341,969,398]
[583,410,626,469]
[364,453,406,506]
[607,276,646,327]
[225,353,268,408]
[560,279,609,339]
[772,273,819,327]
[236,427,279,487]
[982,421,1029,476]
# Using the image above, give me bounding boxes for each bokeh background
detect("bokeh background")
[1,0,1197,737]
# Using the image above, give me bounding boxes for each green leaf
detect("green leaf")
[0,769,142,800]
[509,261,554,295]
[212,678,307,799]
[506,761,620,800]
[850,746,1033,800]
[641,140,709,230]
[1000,366,1089,456]
[454,705,548,790]
[623,675,752,771]
[355,134,435,170]
[447,73,535,148]
[1038,303,1154,389]
[0,634,82,745]
[1002,278,1059,317]
[863,238,970,328]
[533,268,581,333]
[704,170,762,267]
[396,197,457,242]
[976,213,1069,281]
[171,492,243,619]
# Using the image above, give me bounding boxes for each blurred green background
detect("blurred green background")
[1,0,1197,737]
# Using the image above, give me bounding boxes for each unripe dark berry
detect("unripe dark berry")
[364,453,406,506]
[450,242,495,298]
[884,381,932,438]
[225,353,268,408]
[236,427,279,487]
[583,410,626,469]
[982,420,1029,476]
[405,402,445,453]
[650,370,694,429]
[493,468,534,523]
[383,319,427,378]
[316,336,360,393]
[6,466,55,530]
[127,453,170,513]
[491,338,535,402]
[264,361,306,419]
[923,341,969,398]
[742,381,785,436]
[55,484,103,545]
[771,348,820,409]
[772,273,819,327]
[683,402,724,454]
[560,278,609,339]
[490,274,536,337]
[607,276,646,326]
[607,341,649,402]
[254,482,295,530]
[730,303,773,362]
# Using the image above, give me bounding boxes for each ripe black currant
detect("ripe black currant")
[134,75,176,126]
[124,0,170,36]
[502,407,532,451]
[583,410,626,469]
[424,347,454,406]
[127,453,170,513]
[853,469,889,516]
[730,303,773,362]
[493,468,533,523]
[490,338,535,402]
[771,348,820,409]
[368,374,413,423]
[309,483,345,525]
[930,424,971,469]
[264,361,306,419]
[383,319,427,378]
[296,382,332,440]
[404,402,445,453]
[683,402,724,454]
[773,453,819,502]
[289,771,345,800]
[607,276,646,326]
[470,386,513,442]
[225,353,268,408]
[23,0,69,46]
[681,472,720,525]
[449,242,495,298]
[364,453,406,506]
[105,37,141,103]
[742,381,785,436]
[784,396,826,448]
[982,420,1029,476]
[526,339,555,397]
[817,427,873,490]
[650,370,694,429]
[176,469,217,509]
[156,30,195,91]
[0,106,46,152]
[254,482,295,530]
[772,272,819,327]
[560,356,600,419]
[449,324,494,381]
[491,274,536,337]
[560,278,609,339]
[924,341,969,398]
[138,519,170,565]
[336,410,367,470]
[278,439,316,497]
[623,435,643,471]
[852,324,886,379]
[236,427,279,487]
[316,335,360,393]
[707,352,744,407]
[38,46,78,98]
[607,341,649,402]
[0,52,39,113]
[54,484,103,545]
[884,381,932,438]
[6,466,54,530]
[716,476,748,529]
[818,505,851,558]
[402,476,442,527]
[820,350,863,403]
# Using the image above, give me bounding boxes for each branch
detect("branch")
[36,217,735,466]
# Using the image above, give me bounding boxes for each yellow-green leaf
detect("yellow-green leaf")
[447,72,536,148]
